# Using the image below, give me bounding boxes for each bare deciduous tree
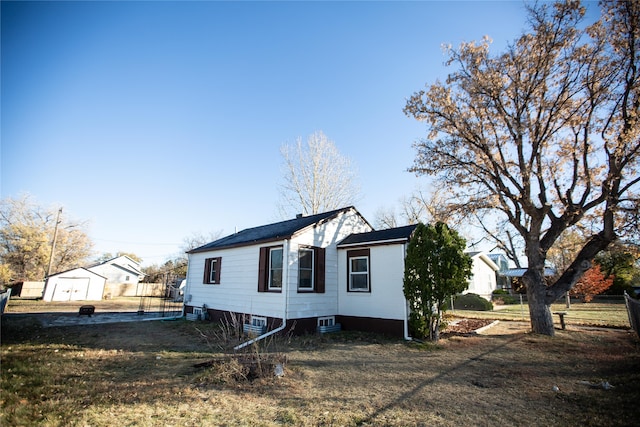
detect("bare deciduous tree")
[374,186,462,229]
[181,230,223,253]
[278,131,360,217]
[0,195,93,282]
[404,0,640,335]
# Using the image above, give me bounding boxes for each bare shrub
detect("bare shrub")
[193,313,291,384]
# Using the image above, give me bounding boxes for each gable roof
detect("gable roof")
[338,224,417,248]
[466,251,500,271]
[87,255,144,276]
[48,267,107,280]
[188,206,367,253]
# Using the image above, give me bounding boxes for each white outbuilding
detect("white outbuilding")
[43,268,107,302]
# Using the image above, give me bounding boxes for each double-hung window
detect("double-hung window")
[347,249,370,292]
[298,248,314,290]
[258,246,283,292]
[258,245,325,293]
[297,246,326,293]
[203,257,222,284]
[269,248,283,289]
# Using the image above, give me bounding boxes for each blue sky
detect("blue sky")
[2,0,533,266]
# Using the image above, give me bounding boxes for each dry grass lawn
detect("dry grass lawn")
[2,309,639,427]
[5,297,153,313]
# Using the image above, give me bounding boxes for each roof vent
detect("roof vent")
[296,213,303,219]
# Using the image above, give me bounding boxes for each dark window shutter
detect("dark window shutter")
[214,257,222,283]
[315,247,325,293]
[203,258,212,284]
[258,247,268,292]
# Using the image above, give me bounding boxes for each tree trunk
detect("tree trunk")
[523,265,555,336]
[527,286,555,336]
[430,314,441,342]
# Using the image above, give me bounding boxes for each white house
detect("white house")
[464,252,500,300]
[185,207,373,334]
[43,268,107,302]
[184,206,500,338]
[87,255,145,287]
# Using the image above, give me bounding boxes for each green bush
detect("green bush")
[453,293,493,311]
[491,289,518,305]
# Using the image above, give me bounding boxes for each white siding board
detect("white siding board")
[285,211,371,319]
[187,245,285,318]
[338,244,407,320]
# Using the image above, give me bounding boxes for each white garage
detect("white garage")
[43,268,107,302]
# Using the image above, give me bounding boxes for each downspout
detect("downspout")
[234,239,290,351]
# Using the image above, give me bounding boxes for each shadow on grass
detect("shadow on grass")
[357,334,525,424]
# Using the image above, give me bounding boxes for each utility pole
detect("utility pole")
[46,208,63,278]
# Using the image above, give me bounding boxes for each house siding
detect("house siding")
[184,209,371,325]
[338,243,407,322]
[464,254,499,300]
[285,214,371,320]
[186,245,285,319]
[88,256,143,287]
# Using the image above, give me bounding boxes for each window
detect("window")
[258,245,325,293]
[298,248,314,290]
[203,257,222,284]
[297,246,325,293]
[347,249,370,292]
[318,316,335,327]
[258,246,283,292]
[269,248,283,289]
[251,316,267,327]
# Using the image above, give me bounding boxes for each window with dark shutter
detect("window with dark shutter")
[258,247,268,292]
[297,246,325,293]
[298,248,314,290]
[258,246,283,292]
[203,257,222,284]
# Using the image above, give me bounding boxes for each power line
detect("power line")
[92,237,181,246]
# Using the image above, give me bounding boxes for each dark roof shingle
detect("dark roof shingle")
[188,207,360,253]
[338,224,417,247]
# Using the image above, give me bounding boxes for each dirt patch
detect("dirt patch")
[443,318,496,334]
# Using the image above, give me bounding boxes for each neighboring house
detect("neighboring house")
[43,268,107,302]
[502,267,557,292]
[464,252,500,300]
[87,255,145,292]
[184,206,499,338]
[487,253,511,290]
[42,255,147,302]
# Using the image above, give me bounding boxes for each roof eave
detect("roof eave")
[337,237,410,249]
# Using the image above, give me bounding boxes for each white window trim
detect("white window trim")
[209,258,218,283]
[298,248,315,290]
[349,255,370,292]
[268,248,283,290]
